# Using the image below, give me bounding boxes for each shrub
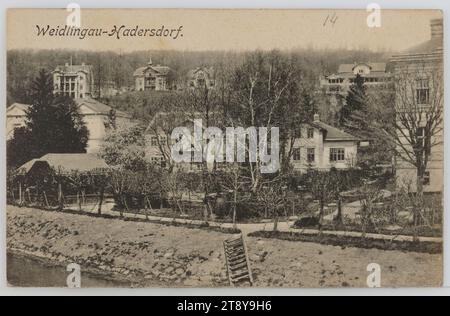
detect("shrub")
[294,216,320,228]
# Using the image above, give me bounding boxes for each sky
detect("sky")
[7,9,443,53]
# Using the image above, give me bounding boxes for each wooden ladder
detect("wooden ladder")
[223,234,253,287]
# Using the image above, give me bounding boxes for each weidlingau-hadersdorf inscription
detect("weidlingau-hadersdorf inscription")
[36,25,185,40]
[6,8,443,288]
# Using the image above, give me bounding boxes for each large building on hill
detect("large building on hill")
[53,63,95,99]
[6,99,132,154]
[320,62,393,95]
[134,59,171,91]
[390,18,443,193]
[187,67,216,89]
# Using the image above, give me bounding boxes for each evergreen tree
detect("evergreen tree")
[299,88,317,121]
[7,69,89,167]
[51,96,89,153]
[340,74,368,132]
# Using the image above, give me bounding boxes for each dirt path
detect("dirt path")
[99,207,442,243]
[7,206,443,288]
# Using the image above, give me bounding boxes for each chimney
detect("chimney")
[314,114,320,122]
[430,18,443,39]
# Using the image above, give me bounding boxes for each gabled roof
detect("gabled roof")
[310,121,359,142]
[7,99,131,119]
[133,65,171,77]
[146,111,206,134]
[337,62,387,74]
[187,67,215,79]
[392,18,443,59]
[74,98,131,118]
[400,37,443,55]
[53,64,93,74]
[6,103,30,115]
[18,153,109,174]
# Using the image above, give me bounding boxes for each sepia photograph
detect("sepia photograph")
[4,8,444,290]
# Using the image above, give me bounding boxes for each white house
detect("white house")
[187,67,216,89]
[53,63,95,99]
[6,98,132,154]
[390,18,444,193]
[290,114,360,172]
[6,103,30,140]
[134,59,171,92]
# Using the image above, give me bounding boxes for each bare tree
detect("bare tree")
[356,183,384,240]
[159,169,188,215]
[309,170,334,233]
[216,164,251,229]
[374,65,443,196]
[257,182,287,231]
[227,51,304,192]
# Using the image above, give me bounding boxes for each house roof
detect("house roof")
[311,121,359,142]
[133,65,171,77]
[6,103,30,115]
[392,18,443,58]
[18,153,109,174]
[7,99,131,119]
[53,64,93,74]
[187,67,215,79]
[145,111,206,134]
[400,37,443,55]
[337,62,387,74]
[74,98,131,118]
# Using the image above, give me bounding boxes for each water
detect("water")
[7,253,132,288]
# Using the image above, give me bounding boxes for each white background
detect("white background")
[0,0,448,296]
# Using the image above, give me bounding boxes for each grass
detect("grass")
[9,203,241,235]
[248,230,442,254]
[293,222,443,238]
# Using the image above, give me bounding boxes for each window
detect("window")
[329,86,340,92]
[330,148,345,162]
[423,171,431,186]
[151,136,158,147]
[294,128,302,138]
[160,137,167,147]
[293,148,301,161]
[416,79,430,104]
[307,148,315,163]
[307,128,314,139]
